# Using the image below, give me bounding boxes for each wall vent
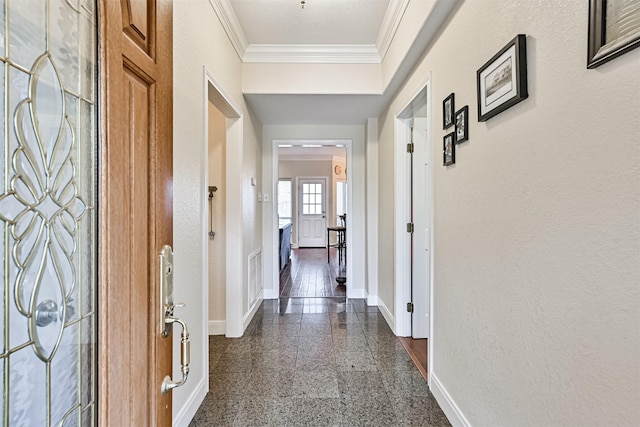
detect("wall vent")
[248,248,263,307]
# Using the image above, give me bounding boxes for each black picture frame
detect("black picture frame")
[443,93,455,129]
[587,0,640,68]
[454,106,469,143]
[443,132,455,166]
[476,34,528,122]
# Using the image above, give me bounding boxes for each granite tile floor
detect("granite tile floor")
[189,297,452,427]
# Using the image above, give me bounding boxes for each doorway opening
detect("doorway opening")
[203,71,247,339]
[394,76,434,381]
[276,143,349,300]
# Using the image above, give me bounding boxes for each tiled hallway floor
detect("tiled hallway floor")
[189,298,451,426]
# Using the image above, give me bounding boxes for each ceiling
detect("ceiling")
[230,0,390,46]
[212,0,456,125]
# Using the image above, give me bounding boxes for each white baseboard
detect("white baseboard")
[378,297,394,332]
[263,288,279,299]
[173,377,207,427]
[430,373,470,427]
[366,293,378,306]
[208,320,226,335]
[243,289,264,332]
[348,288,366,299]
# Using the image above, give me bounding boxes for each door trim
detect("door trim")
[393,73,435,385]
[202,69,245,340]
[270,140,354,298]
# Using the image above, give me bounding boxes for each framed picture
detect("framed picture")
[443,93,455,129]
[476,34,528,122]
[454,106,469,143]
[587,0,640,68]
[443,132,455,166]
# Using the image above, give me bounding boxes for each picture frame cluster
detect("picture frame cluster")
[442,94,468,166]
[442,34,529,167]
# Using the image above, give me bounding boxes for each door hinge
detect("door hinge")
[406,223,414,233]
[407,302,414,313]
[406,142,414,153]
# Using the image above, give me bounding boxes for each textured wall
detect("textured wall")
[207,102,226,323]
[173,0,263,423]
[377,0,640,425]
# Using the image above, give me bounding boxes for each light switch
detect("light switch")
[258,192,263,202]
[263,193,270,202]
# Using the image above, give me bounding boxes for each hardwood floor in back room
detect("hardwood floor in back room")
[280,248,347,298]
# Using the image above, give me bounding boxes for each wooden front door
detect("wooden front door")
[99,0,174,425]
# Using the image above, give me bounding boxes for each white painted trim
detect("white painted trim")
[270,139,354,300]
[209,0,248,61]
[376,0,410,61]
[263,288,279,300]
[394,75,434,342]
[366,293,379,306]
[243,44,380,64]
[173,377,207,427]
[344,141,354,299]
[349,288,366,299]
[430,373,471,427]
[243,289,264,332]
[378,296,395,332]
[365,118,379,310]
[426,72,435,388]
[203,68,245,339]
[225,116,244,338]
[210,0,408,64]
[393,117,411,337]
[208,320,226,335]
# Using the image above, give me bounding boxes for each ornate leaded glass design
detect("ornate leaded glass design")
[0,0,97,425]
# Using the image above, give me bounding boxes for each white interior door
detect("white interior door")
[412,118,430,339]
[298,178,327,247]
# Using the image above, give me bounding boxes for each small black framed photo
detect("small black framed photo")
[443,93,455,129]
[587,0,640,68]
[477,34,528,122]
[443,132,455,166]
[454,106,468,143]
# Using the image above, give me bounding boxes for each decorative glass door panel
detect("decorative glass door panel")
[0,0,97,425]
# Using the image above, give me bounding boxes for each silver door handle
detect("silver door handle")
[161,306,190,395]
[159,245,190,394]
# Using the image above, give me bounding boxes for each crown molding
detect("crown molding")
[243,44,381,64]
[376,0,410,61]
[210,0,407,64]
[209,0,248,60]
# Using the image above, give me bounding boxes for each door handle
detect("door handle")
[161,308,190,395]
[159,245,190,395]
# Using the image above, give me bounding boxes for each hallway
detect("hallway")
[189,298,450,426]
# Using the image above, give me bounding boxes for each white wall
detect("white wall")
[377,0,640,425]
[173,1,263,425]
[263,125,366,300]
[207,102,226,328]
[243,63,382,94]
